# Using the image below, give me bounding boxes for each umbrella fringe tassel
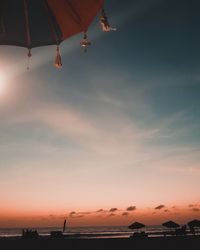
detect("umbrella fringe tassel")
[100,8,116,32]
[27,49,32,70]
[80,33,91,52]
[54,46,62,69]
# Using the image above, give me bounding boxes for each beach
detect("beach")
[0,236,200,250]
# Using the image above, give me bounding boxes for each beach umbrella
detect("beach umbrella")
[188,219,200,228]
[0,0,114,68]
[128,222,145,230]
[162,220,180,229]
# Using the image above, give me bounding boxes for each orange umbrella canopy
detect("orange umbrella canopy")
[48,0,104,42]
[0,0,104,48]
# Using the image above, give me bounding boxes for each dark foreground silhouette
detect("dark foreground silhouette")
[0,236,200,250]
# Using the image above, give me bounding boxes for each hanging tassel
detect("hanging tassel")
[54,46,62,69]
[80,33,91,52]
[27,49,32,70]
[100,8,116,32]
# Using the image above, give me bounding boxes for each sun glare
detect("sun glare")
[0,72,6,95]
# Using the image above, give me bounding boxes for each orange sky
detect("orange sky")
[0,204,199,228]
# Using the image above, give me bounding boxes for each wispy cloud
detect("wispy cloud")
[96,209,104,213]
[69,212,76,217]
[155,205,165,210]
[191,208,200,212]
[108,213,116,217]
[109,208,118,212]
[126,206,136,211]
[122,212,129,216]
[164,209,170,213]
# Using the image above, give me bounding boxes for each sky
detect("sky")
[0,0,200,227]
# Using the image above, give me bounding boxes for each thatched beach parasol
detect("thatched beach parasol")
[128,222,145,230]
[162,220,180,229]
[188,219,200,228]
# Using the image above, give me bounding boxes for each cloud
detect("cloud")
[35,105,97,140]
[76,215,85,218]
[191,208,200,212]
[126,206,136,211]
[109,208,118,212]
[69,211,76,217]
[108,213,116,217]
[68,211,88,219]
[122,212,129,216]
[81,212,91,215]
[188,204,195,207]
[188,204,199,208]
[164,209,170,213]
[96,209,104,213]
[155,205,165,210]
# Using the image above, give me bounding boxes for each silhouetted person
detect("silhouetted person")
[189,225,195,235]
[175,225,187,236]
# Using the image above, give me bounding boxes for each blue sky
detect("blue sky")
[0,0,200,225]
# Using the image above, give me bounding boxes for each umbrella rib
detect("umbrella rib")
[23,0,32,49]
[43,0,61,44]
[64,0,84,30]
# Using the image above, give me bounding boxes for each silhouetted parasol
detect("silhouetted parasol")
[128,222,145,230]
[188,219,200,228]
[162,220,180,229]
[0,0,114,68]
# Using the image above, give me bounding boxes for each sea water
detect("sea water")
[0,225,165,238]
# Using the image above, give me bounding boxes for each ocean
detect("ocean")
[0,225,166,238]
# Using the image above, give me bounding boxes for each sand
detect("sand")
[0,236,200,250]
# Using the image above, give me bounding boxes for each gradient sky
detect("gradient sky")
[0,0,200,227]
